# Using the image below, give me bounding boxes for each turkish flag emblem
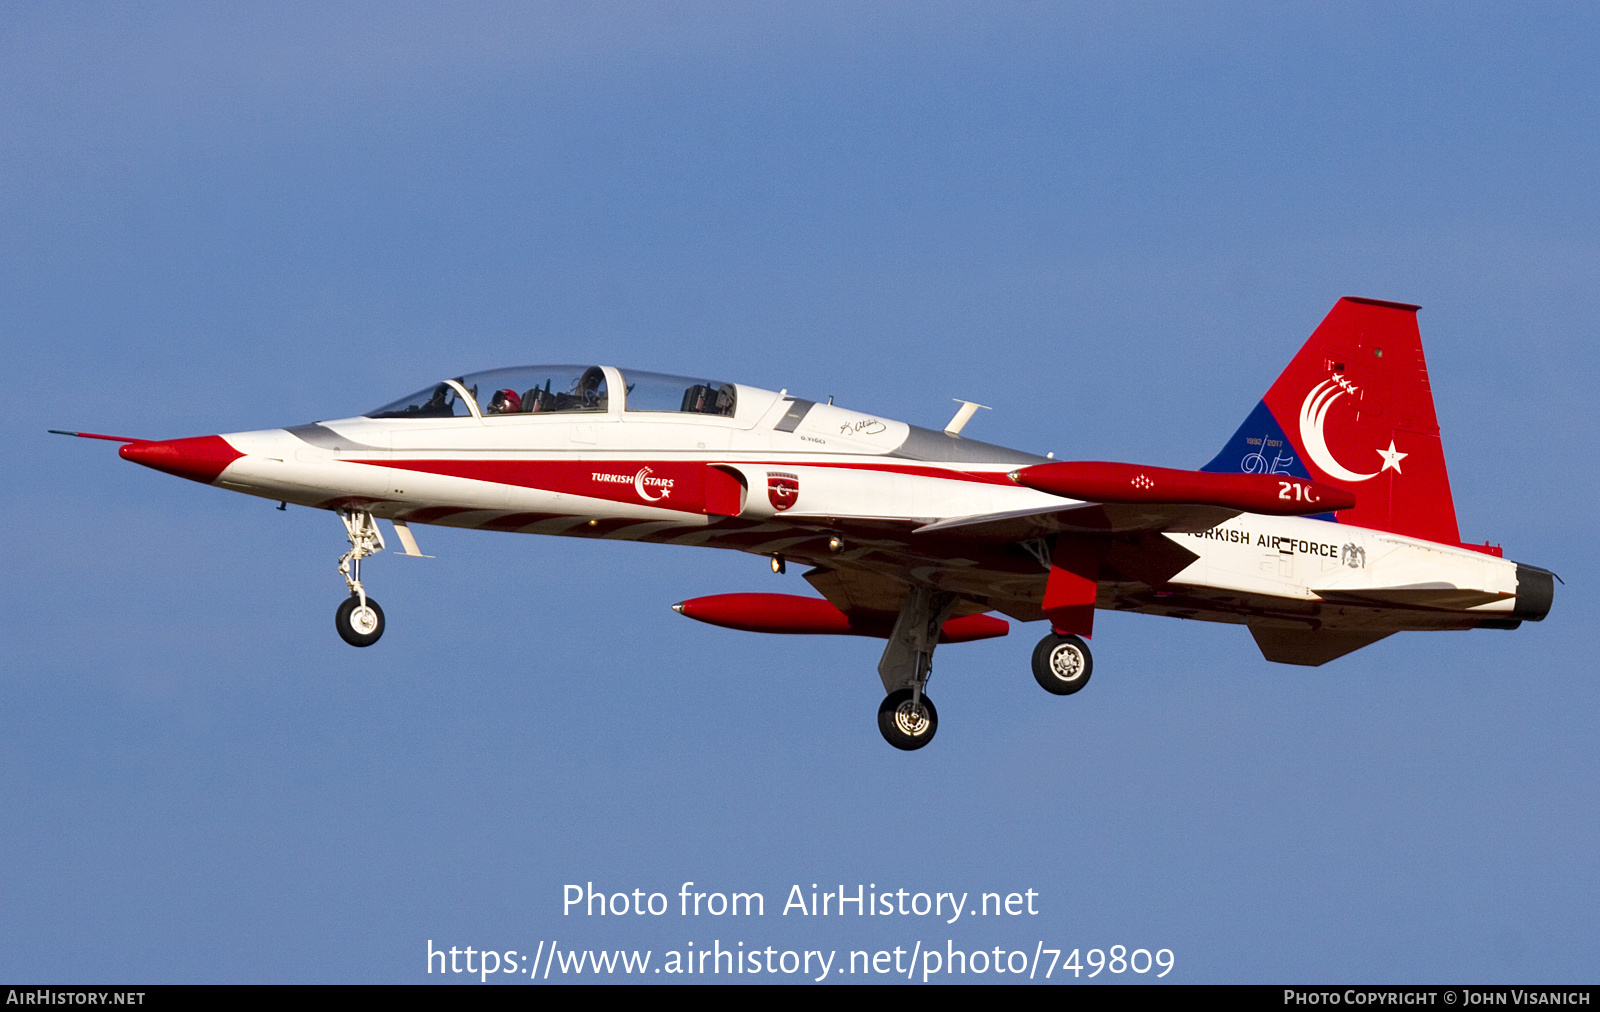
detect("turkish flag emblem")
[767,471,799,511]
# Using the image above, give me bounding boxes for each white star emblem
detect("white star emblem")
[1376,440,1407,474]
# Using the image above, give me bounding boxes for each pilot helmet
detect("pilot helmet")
[489,388,523,414]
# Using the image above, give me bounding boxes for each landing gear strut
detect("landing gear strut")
[335,509,386,647]
[875,586,959,750]
[1032,632,1092,695]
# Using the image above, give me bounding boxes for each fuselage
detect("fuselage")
[131,363,1548,647]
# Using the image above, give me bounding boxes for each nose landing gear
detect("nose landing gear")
[335,509,386,647]
[336,594,385,647]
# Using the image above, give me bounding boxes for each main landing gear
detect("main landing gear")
[875,587,959,751]
[879,689,938,750]
[1031,632,1092,695]
[335,509,386,647]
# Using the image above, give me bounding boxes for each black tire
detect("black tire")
[336,595,385,647]
[1031,632,1092,695]
[877,688,938,751]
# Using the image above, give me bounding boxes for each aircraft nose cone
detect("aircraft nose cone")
[119,435,244,484]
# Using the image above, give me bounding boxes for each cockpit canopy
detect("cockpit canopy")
[622,370,737,415]
[366,366,737,419]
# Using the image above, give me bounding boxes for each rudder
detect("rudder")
[1203,297,1461,544]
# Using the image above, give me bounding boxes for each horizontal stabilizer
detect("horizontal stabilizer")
[1313,585,1512,610]
[1248,625,1393,666]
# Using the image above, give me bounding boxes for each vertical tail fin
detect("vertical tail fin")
[1202,297,1461,544]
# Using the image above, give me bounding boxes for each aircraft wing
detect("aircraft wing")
[804,565,996,623]
[785,515,1205,627]
[912,501,1242,541]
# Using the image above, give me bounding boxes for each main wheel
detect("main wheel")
[1031,632,1092,695]
[336,595,385,647]
[878,688,938,751]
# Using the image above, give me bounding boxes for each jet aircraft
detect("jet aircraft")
[58,298,1554,749]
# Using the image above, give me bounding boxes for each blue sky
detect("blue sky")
[2,3,1595,983]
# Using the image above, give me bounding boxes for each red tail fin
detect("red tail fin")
[1206,297,1461,544]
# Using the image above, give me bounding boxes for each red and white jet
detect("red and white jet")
[60,298,1553,749]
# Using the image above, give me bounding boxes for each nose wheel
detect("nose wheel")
[335,509,387,647]
[1032,632,1092,694]
[878,688,938,750]
[336,595,385,647]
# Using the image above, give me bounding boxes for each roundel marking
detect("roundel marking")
[1298,377,1380,483]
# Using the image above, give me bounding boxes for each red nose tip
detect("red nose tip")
[119,435,243,484]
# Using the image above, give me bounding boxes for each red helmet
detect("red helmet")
[489,388,523,414]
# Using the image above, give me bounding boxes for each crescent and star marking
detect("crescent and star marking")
[1298,376,1400,483]
[633,466,666,501]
